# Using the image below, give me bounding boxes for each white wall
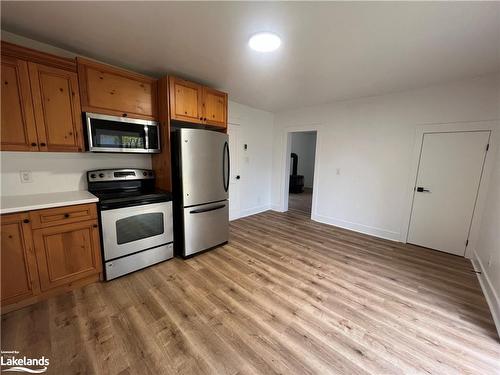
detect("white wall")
[0,152,151,196]
[272,74,500,243]
[291,132,317,188]
[473,143,500,335]
[228,101,274,219]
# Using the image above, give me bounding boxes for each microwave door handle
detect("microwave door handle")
[144,126,149,150]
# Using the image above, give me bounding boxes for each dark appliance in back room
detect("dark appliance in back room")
[87,168,173,280]
[171,128,230,257]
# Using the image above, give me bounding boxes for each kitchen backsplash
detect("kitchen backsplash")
[1,152,151,196]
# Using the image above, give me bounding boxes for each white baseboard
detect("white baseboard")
[472,251,500,338]
[311,213,401,242]
[271,204,285,212]
[230,204,271,221]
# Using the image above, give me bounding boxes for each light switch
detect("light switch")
[20,170,33,183]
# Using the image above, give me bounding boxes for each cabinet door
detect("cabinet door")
[203,87,227,128]
[1,213,40,306]
[29,63,84,152]
[0,56,39,151]
[33,220,102,291]
[77,58,157,120]
[169,77,203,124]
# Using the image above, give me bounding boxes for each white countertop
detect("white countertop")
[1,191,98,215]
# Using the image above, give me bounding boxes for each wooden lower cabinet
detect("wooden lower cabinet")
[0,213,40,306]
[1,204,102,313]
[33,220,102,291]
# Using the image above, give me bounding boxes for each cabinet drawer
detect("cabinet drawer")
[30,203,97,229]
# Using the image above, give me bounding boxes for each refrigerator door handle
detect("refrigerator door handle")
[223,141,230,192]
[189,204,226,214]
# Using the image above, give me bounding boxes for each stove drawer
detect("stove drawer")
[30,203,97,229]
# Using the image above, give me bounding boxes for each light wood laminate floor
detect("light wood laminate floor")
[2,210,499,374]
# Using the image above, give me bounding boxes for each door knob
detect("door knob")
[236,175,240,180]
[416,187,430,192]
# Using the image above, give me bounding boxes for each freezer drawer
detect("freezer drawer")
[183,201,229,256]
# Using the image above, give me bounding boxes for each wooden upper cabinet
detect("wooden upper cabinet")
[1,41,84,153]
[28,63,84,152]
[77,57,158,120]
[1,213,40,306]
[168,76,227,130]
[0,56,39,151]
[203,87,227,128]
[169,76,203,123]
[33,219,102,291]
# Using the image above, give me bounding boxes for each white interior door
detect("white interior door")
[408,131,490,256]
[227,124,241,220]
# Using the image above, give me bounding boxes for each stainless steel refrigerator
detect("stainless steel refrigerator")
[171,128,229,257]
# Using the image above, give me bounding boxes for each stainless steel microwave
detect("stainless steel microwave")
[85,112,160,153]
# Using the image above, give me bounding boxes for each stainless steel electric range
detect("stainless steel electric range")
[87,168,173,280]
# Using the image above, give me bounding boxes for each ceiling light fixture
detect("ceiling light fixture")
[248,32,281,52]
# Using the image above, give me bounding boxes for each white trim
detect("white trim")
[401,120,499,258]
[472,251,500,338]
[312,213,400,241]
[231,204,271,221]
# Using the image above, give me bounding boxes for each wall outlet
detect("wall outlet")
[20,170,33,183]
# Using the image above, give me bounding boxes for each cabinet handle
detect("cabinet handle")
[64,213,70,218]
[93,224,98,228]
[200,117,203,120]
[31,142,37,147]
[23,219,30,224]
[40,142,46,147]
[122,113,128,117]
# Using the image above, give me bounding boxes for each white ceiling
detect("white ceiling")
[2,2,499,112]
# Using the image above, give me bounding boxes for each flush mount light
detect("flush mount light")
[248,32,281,52]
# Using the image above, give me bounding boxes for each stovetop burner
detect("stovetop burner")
[87,168,172,210]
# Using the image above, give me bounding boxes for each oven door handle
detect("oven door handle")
[189,204,226,214]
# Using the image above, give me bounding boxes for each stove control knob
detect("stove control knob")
[148,171,153,176]
[99,173,105,178]
[90,173,96,179]
[143,171,147,176]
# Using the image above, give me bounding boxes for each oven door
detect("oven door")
[100,202,173,261]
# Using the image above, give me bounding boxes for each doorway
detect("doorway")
[287,131,317,214]
[407,131,490,256]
